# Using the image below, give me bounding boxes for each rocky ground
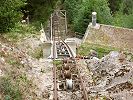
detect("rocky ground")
[0,36,53,100]
[78,51,133,100]
[1,35,133,100]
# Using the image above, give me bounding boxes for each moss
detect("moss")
[78,43,119,58]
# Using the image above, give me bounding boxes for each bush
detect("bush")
[113,13,133,29]
[0,0,26,33]
[0,77,22,100]
[4,23,37,42]
[53,60,63,70]
[26,0,59,25]
[30,47,43,59]
[64,0,113,34]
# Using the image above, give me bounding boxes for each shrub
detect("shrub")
[0,0,26,33]
[4,23,37,42]
[64,0,113,35]
[0,77,22,100]
[30,47,43,59]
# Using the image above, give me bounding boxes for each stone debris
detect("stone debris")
[1,36,133,100]
[57,91,83,100]
[0,69,4,77]
[84,51,133,99]
[0,37,53,100]
[89,49,98,58]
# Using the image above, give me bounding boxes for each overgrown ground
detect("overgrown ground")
[0,42,34,100]
[0,23,53,100]
[78,43,119,58]
[1,24,133,99]
[78,43,133,61]
[2,23,38,42]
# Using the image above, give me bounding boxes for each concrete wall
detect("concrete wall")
[42,42,52,58]
[83,24,133,51]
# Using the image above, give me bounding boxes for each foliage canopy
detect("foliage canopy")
[0,0,26,33]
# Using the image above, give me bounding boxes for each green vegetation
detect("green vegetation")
[26,0,59,27]
[8,58,21,68]
[53,60,63,65]
[0,72,33,100]
[78,43,118,58]
[3,23,37,42]
[0,0,59,41]
[1,0,133,39]
[64,0,133,36]
[53,60,63,70]
[0,77,22,100]
[64,0,112,33]
[30,47,43,59]
[19,74,28,83]
[0,0,26,33]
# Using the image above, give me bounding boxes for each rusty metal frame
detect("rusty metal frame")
[52,10,88,100]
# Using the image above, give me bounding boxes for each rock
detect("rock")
[0,69,3,76]
[89,49,98,58]
[118,51,126,63]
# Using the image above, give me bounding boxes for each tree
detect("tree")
[113,0,133,28]
[64,0,113,34]
[108,0,122,14]
[0,0,26,33]
[26,0,59,27]
[64,0,79,23]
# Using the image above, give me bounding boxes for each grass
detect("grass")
[53,60,63,70]
[0,77,22,100]
[3,23,38,42]
[7,58,22,68]
[78,43,119,58]
[19,74,28,83]
[30,47,43,59]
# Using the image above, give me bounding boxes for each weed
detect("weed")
[40,68,46,73]
[30,47,43,59]
[7,58,21,68]
[19,74,28,83]
[3,23,37,42]
[78,43,119,58]
[0,77,22,100]
[53,60,63,70]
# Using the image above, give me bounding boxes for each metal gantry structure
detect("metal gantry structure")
[51,10,88,100]
[50,10,67,42]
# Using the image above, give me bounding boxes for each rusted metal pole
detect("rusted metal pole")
[51,14,53,42]
[53,64,58,100]
[65,11,67,39]
[52,13,58,99]
[77,66,88,100]
[53,31,58,100]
